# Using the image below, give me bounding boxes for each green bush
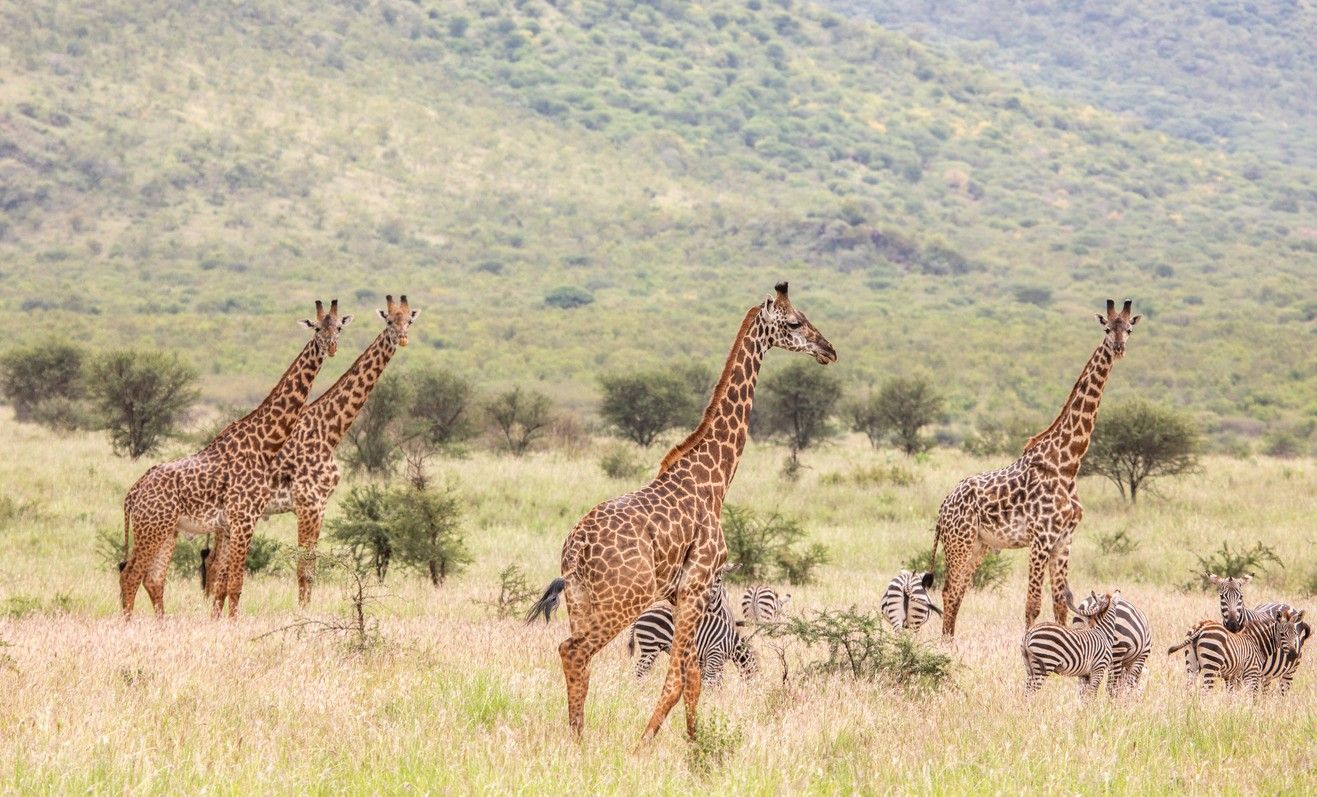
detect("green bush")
[722,505,828,585]
[1086,400,1200,503]
[847,376,945,454]
[687,709,744,777]
[87,349,199,458]
[0,342,87,424]
[765,607,954,690]
[328,480,469,587]
[486,387,553,456]
[599,443,647,480]
[758,360,843,466]
[1190,541,1283,590]
[598,369,703,446]
[544,286,594,309]
[1096,529,1139,556]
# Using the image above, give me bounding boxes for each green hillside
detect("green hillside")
[831,0,1317,167]
[1,1,1313,448]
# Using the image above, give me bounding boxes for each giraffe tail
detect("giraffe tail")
[927,523,941,577]
[525,577,567,625]
[199,536,211,593]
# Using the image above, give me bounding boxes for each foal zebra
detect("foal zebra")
[628,577,759,684]
[1069,592,1151,696]
[880,571,941,633]
[1022,590,1120,697]
[1167,608,1305,693]
[741,586,790,623]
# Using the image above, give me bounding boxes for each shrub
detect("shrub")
[722,505,828,585]
[1086,400,1200,503]
[687,709,744,777]
[764,607,953,689]
[820,464,918,488]
[962,414,1039,457]
[598,369,703,446]
[0,342,86,423]
[406,369,478,451]
[478,564,539,619]
[87,349,198,458]
[486,387,553,456]
[758,360,843,466]
[327,485,394,581]
[389,476,470,586]
[1096,529,1139,556]
[1190,541,1283,590]
[599,443,647,480]
[848,376,945,454]
[904,550,1010,591]
[544,286,594,309]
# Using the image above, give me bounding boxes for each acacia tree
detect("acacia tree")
[486,387,553,456]
[87,349,198,458]
[759,360,843,468]
[407,369,477,450]
[598,370,702,446]
[0,342,87,425]
[860,376,945,455]
[1085,400,1200,503]
[342,374,410,475]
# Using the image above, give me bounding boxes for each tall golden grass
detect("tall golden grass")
[0,411,1313,793]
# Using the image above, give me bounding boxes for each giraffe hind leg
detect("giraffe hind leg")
[941,538,985,639]
[640,578,708,745]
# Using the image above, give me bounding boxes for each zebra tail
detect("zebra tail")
[525,577,567,625]
[627,626,636,657]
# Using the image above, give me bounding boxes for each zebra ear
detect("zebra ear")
[920,571,935,590]
[1207,573,1221,586]
[1241,574,1254,584]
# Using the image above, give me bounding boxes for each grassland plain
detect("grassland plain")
[1,410,1314,794]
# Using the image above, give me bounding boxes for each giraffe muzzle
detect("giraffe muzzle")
[813,341,838,364]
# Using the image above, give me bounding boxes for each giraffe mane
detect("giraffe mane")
[1022,337,1106,454]
[658,305,762,475]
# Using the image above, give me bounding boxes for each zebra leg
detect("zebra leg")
[634,650,660,679]
[1085,667,1105,699]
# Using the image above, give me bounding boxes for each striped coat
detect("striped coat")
[1022,590,1120,697]
[627,581,758,684]
[1168,609,1305,692]
[1070,593,1151,695]
[741,586,790,623]
[881,571,941,633]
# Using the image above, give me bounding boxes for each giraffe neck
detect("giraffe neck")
[659,307,767,506]
[304,329,399,447]
[208,337,327,454]
[1024,340,1115,478]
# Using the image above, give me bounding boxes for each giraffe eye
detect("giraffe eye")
[787,320,803,329]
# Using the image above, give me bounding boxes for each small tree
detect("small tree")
[722,505,829,585]
[406,369,477,450]
[87,350,198,458]
[598,370,703,446]
[1085,400,1200,503]
[758,361,843,466]
[391,466,470,586]
[487,387,553,456]
[342,374,410,475]
[326,485,394,581]
[0,342,87,423]
[853,376,944,455]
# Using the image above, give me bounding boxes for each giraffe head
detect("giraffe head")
[377,294,420,347]
[762,282,837,364]
[1274,607,1307,660]
[1208,573,1252,632]
[298,299,352,357]
[1094,299,1140,358]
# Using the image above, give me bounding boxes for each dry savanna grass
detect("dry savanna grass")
[1,411,1314,794]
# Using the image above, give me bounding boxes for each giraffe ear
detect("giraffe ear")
[409,309,420,321]
[378,309,390,321]
[1129,314,1141,326]
[1095,313,1107,325]
[339,314,354,328]
[300,319,318,330]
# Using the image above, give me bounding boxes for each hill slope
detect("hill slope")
[0,1,1313,446]
[830,0,1317,167]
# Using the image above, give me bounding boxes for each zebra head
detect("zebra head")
[1208,573,1252,632]
[1065,589,1117,629]
[1274,608,1307,660]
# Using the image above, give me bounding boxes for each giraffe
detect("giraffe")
[931,299,1140,638]
[525,282,836,744]
[118,300,351,619]
[201,295,418,605]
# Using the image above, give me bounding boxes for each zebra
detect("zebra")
[1167,608,1305,693]
[741,586,790,623]
[1022,589,1120,697]
[627,576,759,685]
[880,570,941,633]
[1069,592,1151,696]
[1207,573,1293,632]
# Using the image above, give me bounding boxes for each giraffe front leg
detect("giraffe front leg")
[639,574,708,746]
[1049,540,1073,626]
[1024,536,1051,628]
[294,504,326,607]
[143,531,179,619]
[213,495,266,619]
